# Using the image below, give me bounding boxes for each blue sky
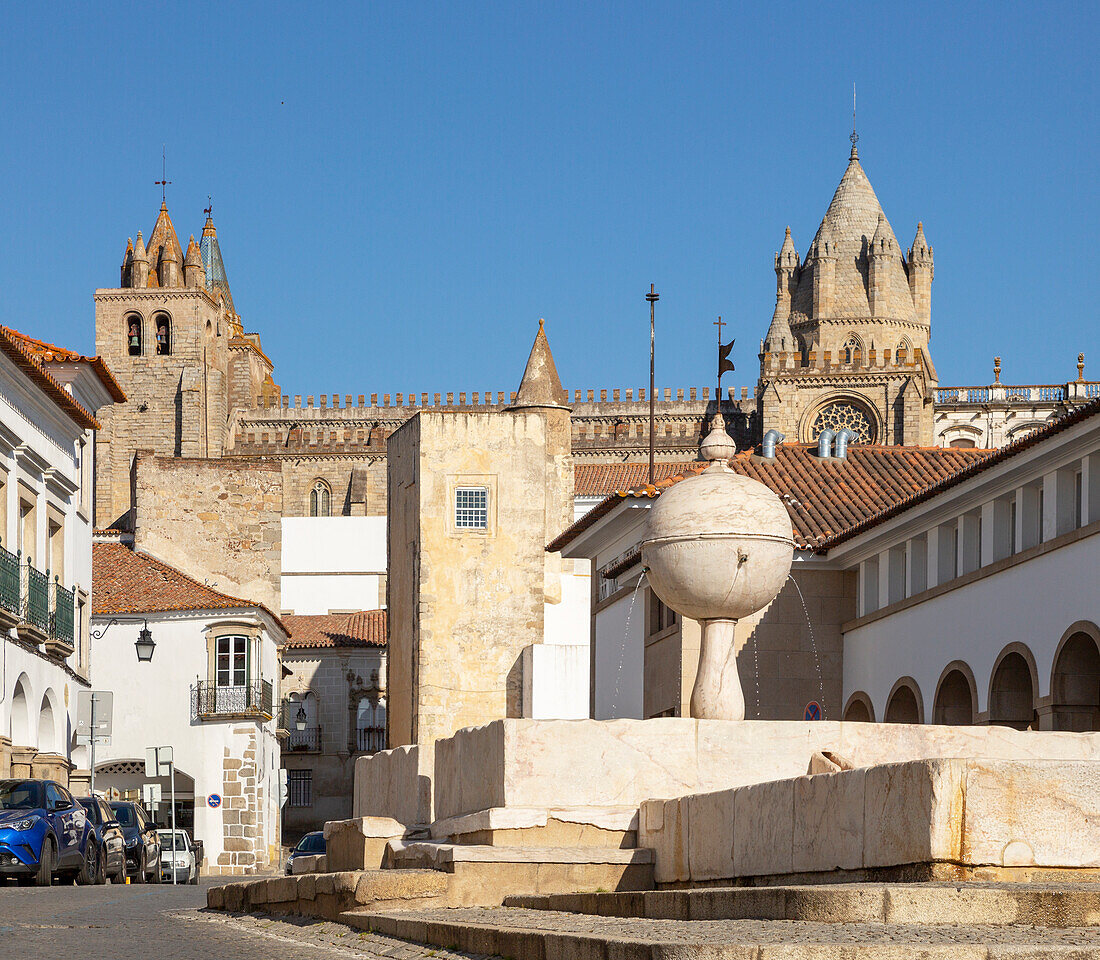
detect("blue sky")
[1,2,1096,396]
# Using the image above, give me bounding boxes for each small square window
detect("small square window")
[455,487,488,529]
[287,769,312,807]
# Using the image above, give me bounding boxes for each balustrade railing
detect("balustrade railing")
[23,564,49,634]
[192,680,275,720]
[51,579,74,646]
[287,725,323,752]
[356,726,386,753]
[0,545,19,618]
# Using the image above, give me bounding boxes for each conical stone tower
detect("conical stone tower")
[758,144,937,446]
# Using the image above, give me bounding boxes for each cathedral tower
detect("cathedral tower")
[93,202,260,527]
[758,143,937,446]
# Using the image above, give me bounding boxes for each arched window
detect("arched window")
[126,315,143,356]
[884,679,922,723]
[843,692,874,722]
[154,313,171,355]
[933,668,975,725]
[309,479,332,517]
[38,691,58,754]
[1051,628,1100,731]
[842,335,862,365]
[896,339,911,364]
[356,697,386,752]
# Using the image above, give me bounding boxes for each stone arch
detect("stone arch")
[10,673,32,745]
[933,661,977,725]
[153,312,172,355]
[843,691,875,722]
[126,313,143,356]
[988,642,1039,730]
[1006,422,1047,442]
[884,677,924,724]
[309,478,332,517]
[1050,621,1100,731]
[896,338,912,365]
[801,393,881,445]
[38,689,60,754]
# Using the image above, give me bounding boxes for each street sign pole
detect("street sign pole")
[169,754,176,885]
[89,694,97,798]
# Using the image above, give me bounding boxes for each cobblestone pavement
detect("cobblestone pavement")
[0,879,500,960]
[371,905,1100,949]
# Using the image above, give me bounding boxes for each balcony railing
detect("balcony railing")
[356,726,386,753]
[23,564,49,635]
[287,725,323,752]
[192,679,275,721]
[51,580,74,646]
[0,545,20,620]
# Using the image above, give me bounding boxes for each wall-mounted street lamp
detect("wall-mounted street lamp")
[295,705,307,731]
[91,618,156,663]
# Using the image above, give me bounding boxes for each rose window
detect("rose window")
[811,401,875,444]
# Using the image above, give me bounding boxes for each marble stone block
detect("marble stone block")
[733,777,794,877]
[792,768,865,873]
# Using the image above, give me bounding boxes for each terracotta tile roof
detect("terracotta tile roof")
[0,327,102,430]
[282,611,387,649]
[92,541,287,635]
[817,394,1100,549]
[549,443,992,553]
[4,328,127,402]
[574,462,696,497]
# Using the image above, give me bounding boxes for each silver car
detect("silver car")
[157,829,198,884]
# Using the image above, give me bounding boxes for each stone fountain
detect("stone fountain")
[641,415,794,719]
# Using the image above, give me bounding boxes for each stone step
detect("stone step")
[340,905,1100,959]
[207,868,450,920]
[504,881,1100,927]
[384,842,654,905]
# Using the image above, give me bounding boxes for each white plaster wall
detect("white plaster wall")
[88,614,281,867]
[280,573,381,615]
[844,531,1100,718]
[593,581,645,720]
[524,643,590,719]
[280,517,387,614]
[544,561,590,645]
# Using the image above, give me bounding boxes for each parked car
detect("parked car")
[77,797,125,883]
[108,801,160,883]
[285,831,325,875]
[0,779,99,886]
[157,829,198,884]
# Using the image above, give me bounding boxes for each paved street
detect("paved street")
[0,878,499,960]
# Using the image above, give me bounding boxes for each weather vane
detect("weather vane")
[850,82,859,153]
[715,317,735,404]
[154,145,172,202]
[204,195,213,218]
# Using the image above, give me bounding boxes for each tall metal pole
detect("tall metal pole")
[646,284,659,485]
[89,694,96,798]
[169,755,177,885]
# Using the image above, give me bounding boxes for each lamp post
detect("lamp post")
[92,618,156,663]
[295,706,307,732]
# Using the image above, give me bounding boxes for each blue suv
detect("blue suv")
[0,779,98,886]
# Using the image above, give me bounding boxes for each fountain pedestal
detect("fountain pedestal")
[690,619,745,720]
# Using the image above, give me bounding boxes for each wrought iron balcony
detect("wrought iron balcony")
[17,562,50,645]
[287,725,323,752]
[46,579,75,659]
[356,726,386,753]
[192,679,274,721]
[0,545,20,628]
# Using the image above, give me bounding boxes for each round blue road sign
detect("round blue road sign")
[804,701,822,721]
[208,794,222,808]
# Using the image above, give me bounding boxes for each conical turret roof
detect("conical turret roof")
[507,319,570,410]
[790,150,916,323]
[145,201,183,288]
[185,234,202,265]
[200,212,235,314]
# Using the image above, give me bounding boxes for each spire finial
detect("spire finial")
[154,144,172,203]
[849,83,859,158]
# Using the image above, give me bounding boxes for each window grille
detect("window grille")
[287,770,312,807]
[455,487,488,529]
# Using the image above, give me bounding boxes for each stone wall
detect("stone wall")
[212,727,272,875]
[281,646,386,838]
[387,409,573,749]
[429,718,1100,823]
[132,455,282,610]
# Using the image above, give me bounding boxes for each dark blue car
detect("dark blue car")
[0,779,98,886]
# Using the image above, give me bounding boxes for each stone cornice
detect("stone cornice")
[94,287,219,308]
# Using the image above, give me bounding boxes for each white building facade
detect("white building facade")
[0,327,122,786]
[91,539,287,874]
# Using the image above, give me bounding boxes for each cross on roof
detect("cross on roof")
[154,146,172,202]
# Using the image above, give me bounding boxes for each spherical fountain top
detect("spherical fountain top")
[641,415,795,622]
